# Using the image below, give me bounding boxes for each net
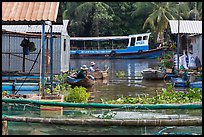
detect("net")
[2,102,202,135]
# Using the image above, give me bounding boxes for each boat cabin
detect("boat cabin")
[127,33,151,51]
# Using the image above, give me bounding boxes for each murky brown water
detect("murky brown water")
[3,59,202,135]
[70,59,168,102]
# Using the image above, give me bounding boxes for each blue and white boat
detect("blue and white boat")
[70,33,165,59]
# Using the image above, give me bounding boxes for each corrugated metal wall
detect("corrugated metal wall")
[53,38,61,74]
[2,33,64,74]
[193,35,202,64]
[2,34,41,73]
[60,35,70,72]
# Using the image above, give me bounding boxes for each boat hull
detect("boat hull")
[70,48,165,59]
[142,68,166,80]
[67,76,95,88]
[89,70,108,79]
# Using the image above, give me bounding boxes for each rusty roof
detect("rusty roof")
[2,2,63,25]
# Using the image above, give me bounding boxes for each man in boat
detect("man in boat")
[89,61,100,72]
[89,62,96,72]
[76,65,88,79]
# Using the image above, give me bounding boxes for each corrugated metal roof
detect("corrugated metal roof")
[169,20,202,34]
[2,20,69,34]
[2,2,63,25]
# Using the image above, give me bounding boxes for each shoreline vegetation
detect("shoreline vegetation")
[2,70,202,105]
[2,84,202,105]
[39,80,202,105]
[103,85,202,104]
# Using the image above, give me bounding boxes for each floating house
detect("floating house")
[2,20,70,74]
[2,2,65,94]
[168,20,202,65]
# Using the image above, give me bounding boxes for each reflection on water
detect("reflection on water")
[70,59,167,102]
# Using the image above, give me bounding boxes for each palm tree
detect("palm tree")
[74,2,114,36]
[188,2,202,20]
[174,2,202,20]
[61,2,84,36]
[142,2,180,43]
[131,2,155,33]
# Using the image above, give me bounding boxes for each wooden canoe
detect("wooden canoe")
[67,76,95,88]
[141,68,166,80]
[89,70,109,79]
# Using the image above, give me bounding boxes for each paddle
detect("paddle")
[105,67,109,72]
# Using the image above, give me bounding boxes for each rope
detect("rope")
[15,49,41,94]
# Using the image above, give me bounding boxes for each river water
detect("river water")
[3,59,202,135]
[69,58,167,102]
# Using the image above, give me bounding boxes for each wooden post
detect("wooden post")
[12,83,15,98]
[2,120,8,135]
[22,53,25,72]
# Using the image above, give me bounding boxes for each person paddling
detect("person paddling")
[76,65,88,79]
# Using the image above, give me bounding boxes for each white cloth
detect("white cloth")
[174,54,188,70]
[89,66,95,72]
[179,54,188,69]
[187,53,196,69]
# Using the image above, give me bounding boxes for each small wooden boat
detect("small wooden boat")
[89,70,109,79]
[67,76,95,88]
[141,68,166,80]
[171,77,187,87]
[189,81,202,89]
[171,77,202,89]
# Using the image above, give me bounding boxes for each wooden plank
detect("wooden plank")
[2,120,8,135]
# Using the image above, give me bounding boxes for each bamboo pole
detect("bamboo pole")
[2,98,202,109]
[2,120,8,135]
[2,116,202,127]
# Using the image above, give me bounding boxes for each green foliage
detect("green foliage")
[45,83,71,95]
[115,71,126,78]
[62,2,202,38]
[2,91,9,97]
[45,82,90,103]
[158,51,174,69]
[96,110,116,119]
[105,85,202,104]
[160,59,174,69]
[64,86,90,103]
[53,73,68,83]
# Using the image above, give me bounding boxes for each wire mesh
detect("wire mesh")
[2,102,202,135]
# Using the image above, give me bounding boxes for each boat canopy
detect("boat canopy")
[70,36,129,41]
[70,33,151,41]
